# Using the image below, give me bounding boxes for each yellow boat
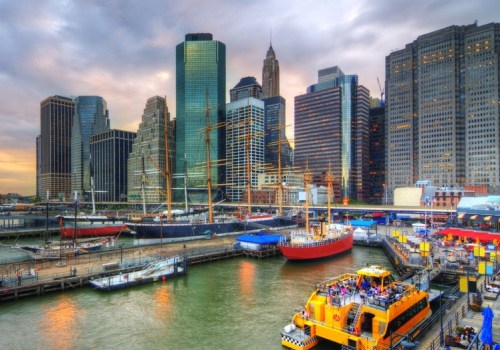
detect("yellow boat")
[281,265,431,350]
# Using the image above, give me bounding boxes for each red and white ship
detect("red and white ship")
[278,222,354,261]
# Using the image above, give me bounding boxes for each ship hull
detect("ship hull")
[279,231,353,261]
[61,225,129,238]
[127,217,297,243]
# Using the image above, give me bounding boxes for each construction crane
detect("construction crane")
[377,77,385,105]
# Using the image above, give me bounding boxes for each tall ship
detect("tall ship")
[281,265,431,350]
[126,95,297,244]
[278,167,353,260]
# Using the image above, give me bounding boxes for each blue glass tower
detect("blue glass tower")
[175,33,226,201]
[71,96,110,199]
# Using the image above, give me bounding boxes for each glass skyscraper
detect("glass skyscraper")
[175,33,226,202]
[90,129,136,202]
[71,96,110,200]
[295,66,370,202]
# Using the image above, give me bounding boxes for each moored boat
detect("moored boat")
[88,255,187,291]
[57,212,131,239]
[278,222,353,261]
[281,265,431,350]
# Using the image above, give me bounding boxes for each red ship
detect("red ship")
[61,224,130,239]
[57,213,131,239]
[278,222,354,261]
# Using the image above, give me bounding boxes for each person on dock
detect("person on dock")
[16,271,21,286]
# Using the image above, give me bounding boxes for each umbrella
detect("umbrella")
[480,306,494,347]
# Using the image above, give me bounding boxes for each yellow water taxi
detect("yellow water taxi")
[281,265,431,350]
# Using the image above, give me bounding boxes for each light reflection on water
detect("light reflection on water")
[0,246,393,349]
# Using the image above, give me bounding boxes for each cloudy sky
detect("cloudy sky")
[1,0,499,196]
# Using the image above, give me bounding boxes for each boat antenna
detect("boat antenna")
[205,89,213,224]
[326,163,334,228]
[45,190,49,245]
[89,154,96,215]
[184,155,189,213]
[163,96,173,220]
[304,159,312,232]
[140,152,147,215]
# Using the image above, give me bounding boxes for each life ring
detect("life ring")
[334,314,340,322]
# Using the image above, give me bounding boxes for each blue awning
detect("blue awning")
[349,220,377,227]
[236,233,284,244]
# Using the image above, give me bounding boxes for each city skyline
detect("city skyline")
[1,0,499,195]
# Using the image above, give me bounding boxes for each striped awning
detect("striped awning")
[469,214,478,220]
[457,213,465,219]
[483,215,492,222]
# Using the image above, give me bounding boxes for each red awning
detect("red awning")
[435,228,500,243]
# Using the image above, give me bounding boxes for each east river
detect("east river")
[0,244,395,350]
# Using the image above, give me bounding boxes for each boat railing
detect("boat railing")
[316,273,358,290]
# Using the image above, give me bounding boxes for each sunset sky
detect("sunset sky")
[1,0,499,195]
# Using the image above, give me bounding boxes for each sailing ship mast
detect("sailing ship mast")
[163,96,173,220]
[205,90,214,224]
[304,166,312,232]
[246,115,252,216]
[325,167,334,229]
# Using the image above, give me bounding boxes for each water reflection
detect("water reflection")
[153,283,172,321]
[238,260,255,302]
[40,294,78,350]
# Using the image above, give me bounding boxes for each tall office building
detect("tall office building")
[226,98,265,202]
[385,22,500,196]
[368,106,386,204]
[175,33,226,202]
[229,76,262,102]
[261,44,292,169]
[39,95,74,200]
[90,129,136,202]
[127,96,169,204]
[294,67,370,202]
[262,45,280,99]
[71,96,110,200]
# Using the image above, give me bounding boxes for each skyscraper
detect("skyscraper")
[368,105,386,204]
[229,76,262,102]
[295,67,370,202]
[71,96,110,199]
[385,22,500,195]
[262,45,280,99]
[90,129,136,202]
[226,97,265,202]
[39,95,74,200]
[127,96,169,204]
[175,33,226,202]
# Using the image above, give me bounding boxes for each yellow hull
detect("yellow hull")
[281,266,431,350]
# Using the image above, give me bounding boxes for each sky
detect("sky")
[1,0,499,196]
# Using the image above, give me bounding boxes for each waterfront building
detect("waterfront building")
[229,76,262,102]
[385,22,500,195]
[39,95,75,201]
[369,105,386,204]
[71,96,110,200]
[90,129,136,202]
[225,97,265,202]
[127,96,169,204]
[175,33,226,202]
[262,44,279,99]
[294,66,370,202]
[257,171,303,204]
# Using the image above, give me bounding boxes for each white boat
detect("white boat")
[88,256,187,291]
